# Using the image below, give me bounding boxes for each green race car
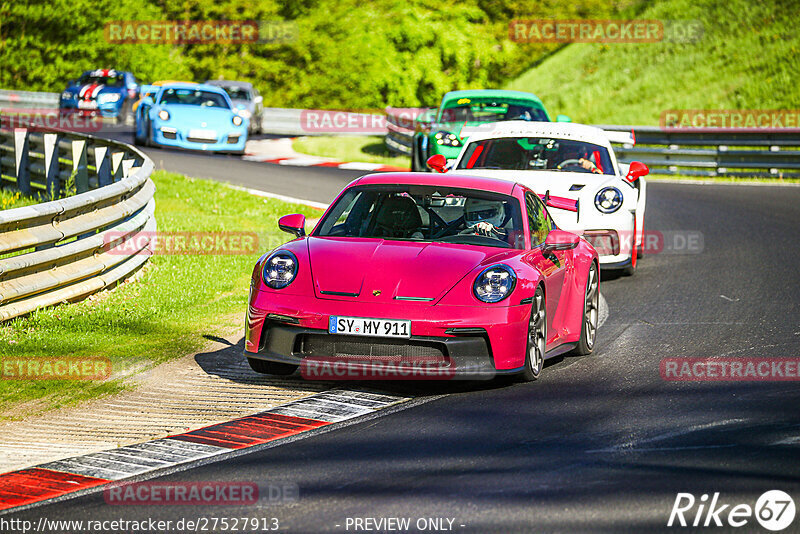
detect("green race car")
[410,89,569,171]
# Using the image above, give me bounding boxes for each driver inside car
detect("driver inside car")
[556,146,603,174]
[460,198,508,239]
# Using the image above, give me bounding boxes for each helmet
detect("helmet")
[464,198,505,228]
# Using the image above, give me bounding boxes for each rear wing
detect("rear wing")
[604,129,635,145]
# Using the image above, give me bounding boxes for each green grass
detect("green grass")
[505,0,800,125]
[0,170,322,419]
[293,136,410,167]
[0,188,39,211]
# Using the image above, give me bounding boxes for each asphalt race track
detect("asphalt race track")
[8,133,800,532]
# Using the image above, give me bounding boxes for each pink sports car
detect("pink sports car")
[244,172,599,381]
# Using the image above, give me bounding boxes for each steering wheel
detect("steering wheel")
[557,158,584,170]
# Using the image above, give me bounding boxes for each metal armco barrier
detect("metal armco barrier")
[386,108,800,178]
[0,89,60,110]
[0,127,156,322]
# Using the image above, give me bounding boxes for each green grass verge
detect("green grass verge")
[0,188,39,211]
[0,170,322,419]
[505,0,800,124]
[293,136,410,167]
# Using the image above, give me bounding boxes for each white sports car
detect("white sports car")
[437,121,648,275]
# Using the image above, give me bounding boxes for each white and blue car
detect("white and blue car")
[134,83,248,153]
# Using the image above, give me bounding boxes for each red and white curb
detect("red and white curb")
[0,389,409,513]
[243,154,409,173]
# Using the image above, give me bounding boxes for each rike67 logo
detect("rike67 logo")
[668,491,796,531]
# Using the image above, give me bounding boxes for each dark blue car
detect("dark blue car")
[59,69,140,123]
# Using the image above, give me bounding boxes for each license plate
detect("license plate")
[189,129,217,141]
[78,100,97,109]
[328,316,411,338]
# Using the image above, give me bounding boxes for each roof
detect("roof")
[353,172,517,195]
[156,82,226,94]
[461,120,613,147]
[205,80,254,89]
[441,89,544,106]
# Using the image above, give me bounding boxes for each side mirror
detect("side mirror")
[542,230,580,252]
[253,95,263,104]
[278,214,306,237]
[625,161,649,183]
[426,154,447,173]
[556,114,572,123]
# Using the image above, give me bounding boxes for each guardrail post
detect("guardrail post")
[44,133,60,199]
[111,151,125,182]
[71,139,89,193]
[14,128,30,195]
[95,145,111,187]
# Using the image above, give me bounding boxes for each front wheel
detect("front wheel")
[519,287,546,382]
[247,357,298,376]
[572,262,599,355]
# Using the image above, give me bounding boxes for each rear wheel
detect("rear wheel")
[519,287,546,382]
[247,357,298,376]
[572,262,599,356]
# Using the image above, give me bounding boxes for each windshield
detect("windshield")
[457,137,615,175]
[158,88,230,109]
[221,87,251,100]
[78,74,124,87]
[439,99,548,123]
[315,185,524,249]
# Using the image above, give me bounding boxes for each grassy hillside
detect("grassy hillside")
[505,0,800,124]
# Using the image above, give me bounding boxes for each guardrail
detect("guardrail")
[0,89,60,110]
[386,109,800,178]
[0,127,156,322]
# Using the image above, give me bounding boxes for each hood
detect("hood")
[306,237,511,303]
[157,104,236,127]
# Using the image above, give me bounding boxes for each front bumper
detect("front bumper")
[245,291,533,378]
[151,124,247,152]
[60,101,121,118]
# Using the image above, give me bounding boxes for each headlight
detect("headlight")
[594,187,623,214]
[262,251,298,289]
[434,131,462,147]
[473,265,516,303]
[61,91,73,100]
[237,109,252,119]
[98,93,121,104]
[232,115,243,126]
[158,110,170,121]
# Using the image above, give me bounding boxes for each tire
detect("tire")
[622,248,637,276]
[572,262,599,356]
[117,98,132,125]
[411,138,423,172]
[519,287,546,382]
[247,357,298,376]
[144,120,153,147]
[133,121,144,145]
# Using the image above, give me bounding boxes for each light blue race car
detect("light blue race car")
[134,83,248,153]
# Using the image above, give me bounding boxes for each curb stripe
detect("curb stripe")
[0,469,107,511]
[243,153,410,173]
[0,389,409,513]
